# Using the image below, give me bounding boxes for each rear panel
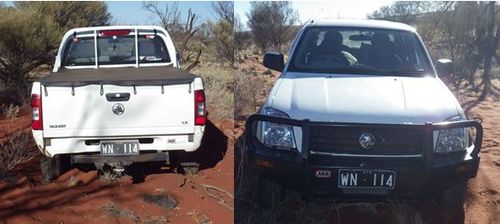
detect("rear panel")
[41,83,195,138]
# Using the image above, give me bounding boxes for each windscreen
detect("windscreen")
[62,34,171,66]
[288,27,433,76]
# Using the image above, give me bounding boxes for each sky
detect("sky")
[4,1,395,26]
[235,1,394,28]
[2,1,205,25]
[106,1,216,25]
[107,1,394,26]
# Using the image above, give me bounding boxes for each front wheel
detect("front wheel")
[436,182,467,212]
[256,176,283,209]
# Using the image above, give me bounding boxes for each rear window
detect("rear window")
[62,35,171,66]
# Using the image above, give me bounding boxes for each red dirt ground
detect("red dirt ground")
[461,87,500,224]
[0,111,234,223]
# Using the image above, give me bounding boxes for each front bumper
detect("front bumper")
[245,115,483,199]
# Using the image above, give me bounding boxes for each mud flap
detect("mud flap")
[40,155,71,183]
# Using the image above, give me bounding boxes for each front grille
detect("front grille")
[309,125,423,155]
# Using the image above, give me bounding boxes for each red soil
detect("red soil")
[0,112,234,223]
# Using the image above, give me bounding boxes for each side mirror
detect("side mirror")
[436,59,453,76]
[263,52,284,72]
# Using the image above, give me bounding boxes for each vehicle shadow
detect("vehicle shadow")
[0,157,123,221]
[176,119,229,170]
[127,119,228,183]
[234,130,466,224]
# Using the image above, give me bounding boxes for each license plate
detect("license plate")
[100,141,139,155]
[338,169,396,189]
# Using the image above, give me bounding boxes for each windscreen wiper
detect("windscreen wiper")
[385,68,426,75]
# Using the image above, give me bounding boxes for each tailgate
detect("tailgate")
[41,83,194,138]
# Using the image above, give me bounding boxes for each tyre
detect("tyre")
[40,155,71,183]
[256,176,283,209]
[180,162,200,175]
[436,182,467,212]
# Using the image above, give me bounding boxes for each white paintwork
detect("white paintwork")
[309,19,416,32]
[45,127,204,156]
[267,73,462,124]
[261,19,465,152]
[32,26,204,157]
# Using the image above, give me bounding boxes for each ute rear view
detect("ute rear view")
[38,67,199,138]
[31,26,206,182]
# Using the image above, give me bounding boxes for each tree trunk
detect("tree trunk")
[480,54,493,101]
[479,2,498,101]
[185,49,202,72]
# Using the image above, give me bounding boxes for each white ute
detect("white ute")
[31,26,206,181]
[246,19,483,210]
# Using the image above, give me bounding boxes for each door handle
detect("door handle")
[106,93,130,102]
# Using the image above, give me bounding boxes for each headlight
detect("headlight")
[260,107,296,149]
[434,115,469,153]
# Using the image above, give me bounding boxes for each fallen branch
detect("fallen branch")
[202,184,234,210]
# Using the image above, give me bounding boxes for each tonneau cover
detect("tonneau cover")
[40,66,198,87]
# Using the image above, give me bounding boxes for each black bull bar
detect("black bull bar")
[245,114,483,165]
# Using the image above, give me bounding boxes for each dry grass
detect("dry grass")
[142,192,178,210]
[235,71,264,121]
[99,170,122,185]
[234,50,281,124]
[0,132,37,178]
[188,210,212,224]
[0,88,25,107]
[191,63,234,120]
[101,202,140,222]
[144,216,170,224]
[66,175,82,187]
[237,198,428,224]
[1,104,20,119]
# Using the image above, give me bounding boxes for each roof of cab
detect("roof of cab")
[65,25,167,34]
[307,19,416,32]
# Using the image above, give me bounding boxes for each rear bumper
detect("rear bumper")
[71,152,170,166]
[245,114,483,199]
[33,127,204,157]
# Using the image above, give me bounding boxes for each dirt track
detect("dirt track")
[462,86,500,224]
[0,112,234,223]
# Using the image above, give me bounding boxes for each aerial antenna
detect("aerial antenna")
[72,31,78,42]
[309,8,324,24]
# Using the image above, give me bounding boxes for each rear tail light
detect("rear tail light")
[31,94,43,130]
[99,29,130,37]
[194,90,206,126]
